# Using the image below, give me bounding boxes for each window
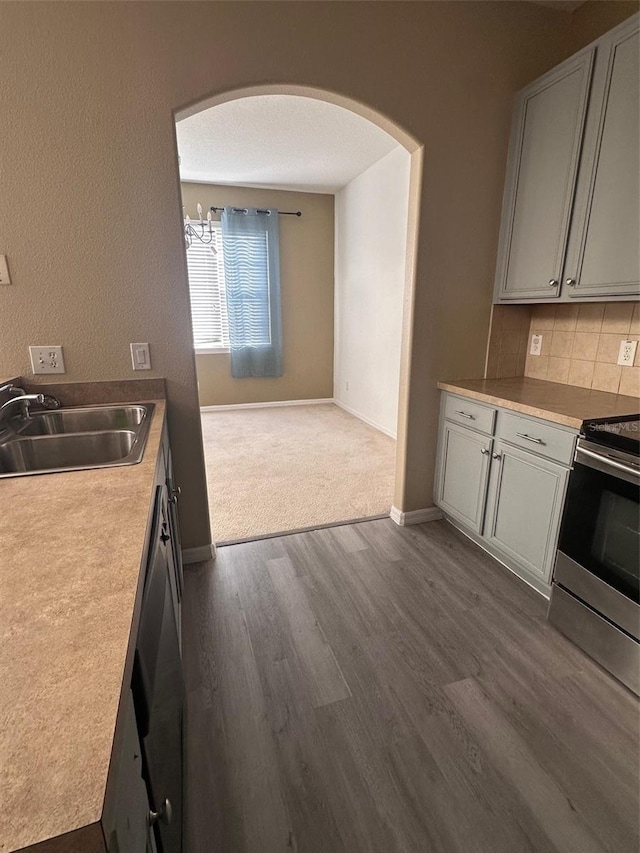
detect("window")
[223,230,272,347]
[185,223,229,352]
[222,207,283,378]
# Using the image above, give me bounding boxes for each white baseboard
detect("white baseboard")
[201,397,398,442]
[201,398,333,412]
[333,399,397,439]
[390,505,443,526]
[182,543,217,563]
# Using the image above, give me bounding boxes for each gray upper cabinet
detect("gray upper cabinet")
[493,49,595,301]
[494,13,639,303]
[563,17,640,298]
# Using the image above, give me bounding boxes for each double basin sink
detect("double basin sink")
[0,403,155,478]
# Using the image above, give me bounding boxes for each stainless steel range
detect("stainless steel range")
[548,413,640,695]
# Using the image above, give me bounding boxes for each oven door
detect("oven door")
[557,439,639,616]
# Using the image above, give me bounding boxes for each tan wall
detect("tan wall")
[1,1,635,547]
[567,0,639,53]
[182,183,334,406]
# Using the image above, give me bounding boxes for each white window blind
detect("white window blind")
[223,231,272,347]
[185,223,229,350]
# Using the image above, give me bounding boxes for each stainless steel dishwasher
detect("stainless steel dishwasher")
[132,485,185,853]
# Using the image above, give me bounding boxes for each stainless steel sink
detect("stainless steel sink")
[17,405,147,436]
[0,403,155,478]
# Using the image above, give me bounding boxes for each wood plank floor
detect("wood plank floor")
[182,518,639,853]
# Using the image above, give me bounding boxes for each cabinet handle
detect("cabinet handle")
[149,798,173,827]
[455,410,475,420]
[160,523,171,544]
[548,279,559,288]
[515,432,545,445]
[480,448,490,455]
[168,485,181,505]
[492,453,502,461]
[565,278,577,287]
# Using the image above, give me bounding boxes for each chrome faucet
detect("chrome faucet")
[0,394,45,423]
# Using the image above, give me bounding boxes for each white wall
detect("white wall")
[334,146,411,438]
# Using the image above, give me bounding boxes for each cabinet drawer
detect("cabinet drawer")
[443,394,496,435]
[498,411,576,465]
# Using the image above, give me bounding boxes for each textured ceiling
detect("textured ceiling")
[176,95,399,193]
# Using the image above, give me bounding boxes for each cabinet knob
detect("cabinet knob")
[492,453,502,461]
[168,485,181,505]
[149,798,173,827]
[565,278,577,287]
[480,448,490,455]
[548,279,559,287]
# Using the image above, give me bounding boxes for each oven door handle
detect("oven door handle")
[576,445,640,484]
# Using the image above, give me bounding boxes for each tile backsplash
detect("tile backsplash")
[486,305,531,380]
[486,302,640,398]
[486,305,531,379]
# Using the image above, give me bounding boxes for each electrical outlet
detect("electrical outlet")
[29,346,65,374]
[0,255,11,285]
[530,334,543,356]
[130,343,151,371]
[617,339,638,367]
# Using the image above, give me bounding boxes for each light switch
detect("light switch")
[29,346,66,374]
[530,334,543,356]
[130,343,151,371]
[617,339,638,367]
[0,255,11,285]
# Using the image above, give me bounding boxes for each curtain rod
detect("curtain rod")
[210,206,301,217]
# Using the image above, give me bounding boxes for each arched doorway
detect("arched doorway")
[174,85,423,542]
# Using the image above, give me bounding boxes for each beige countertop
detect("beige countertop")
[437,377,638,429]
[0,400,166,853]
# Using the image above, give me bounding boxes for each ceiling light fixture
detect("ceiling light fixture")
[184,203,217,252]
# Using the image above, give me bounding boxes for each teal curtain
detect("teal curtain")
[221,206,283,378]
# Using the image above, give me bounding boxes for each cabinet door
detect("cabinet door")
[564,17,640,298]
[103,691,152,853]
[484,442,568,583]
[494,49,595,301]
[436,422,492,534]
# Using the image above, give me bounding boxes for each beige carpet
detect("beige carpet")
[201,403,396,543]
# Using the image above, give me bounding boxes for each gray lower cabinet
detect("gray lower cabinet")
[483,441,569,585]
[435,393,576,594]
[436,421,492,534]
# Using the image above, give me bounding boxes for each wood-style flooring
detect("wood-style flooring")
[182,518,639,853]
